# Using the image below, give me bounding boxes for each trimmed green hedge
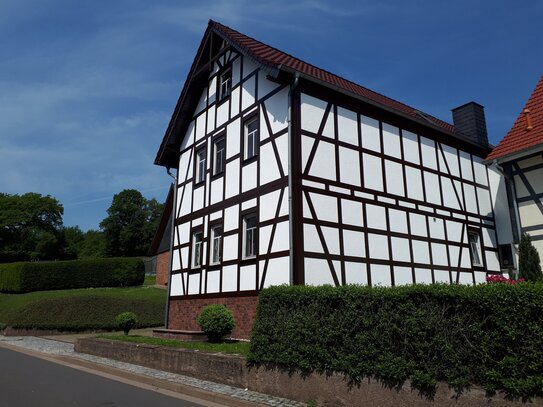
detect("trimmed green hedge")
[248,284,543,401]
[0,258,144,293]
[2,295,164,331]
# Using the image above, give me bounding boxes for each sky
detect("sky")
[1,0,542,231]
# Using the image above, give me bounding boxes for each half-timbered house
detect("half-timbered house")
[486,75,543,271]
[154,20,502,338]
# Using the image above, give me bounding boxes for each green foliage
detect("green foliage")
[98,335,250,356]
[249,284,543,401]
[116,311,138,335]
[197,304,236,342]
[0,257,144,293]
[519,233,543,282]
[77,230,107,259]
[0,286,165,331]
[0,192,64,262]
[100,189,164,257]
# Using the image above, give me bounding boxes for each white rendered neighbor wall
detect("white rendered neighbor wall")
[169,49,290,298]
[512,154,543,259]
[299,93,500,287]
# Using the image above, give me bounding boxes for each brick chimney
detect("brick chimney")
[451,102,489,147]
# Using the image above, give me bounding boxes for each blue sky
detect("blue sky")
[1,0,542,231]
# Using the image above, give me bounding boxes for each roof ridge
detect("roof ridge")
[210,20,454,133]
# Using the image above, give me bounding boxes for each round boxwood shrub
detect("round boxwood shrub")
[197,304,235,342]
[116,311,138,335]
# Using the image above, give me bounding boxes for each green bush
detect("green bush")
[248,284,543,401]
[1,294,164,331]
[116,311,138,335]
[0,257,144,293]
[197,304,235,342]
[519,233,543,282]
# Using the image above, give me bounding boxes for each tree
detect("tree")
[78,230,107,259]
[518,233,543,282]
[100,189,164,257]
[0,192,64,262]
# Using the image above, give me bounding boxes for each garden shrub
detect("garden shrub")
[116,311,138,335]
[248,283,543,401]
[0,257,144,293]
[519,233,543,282]
[197,304,235,342]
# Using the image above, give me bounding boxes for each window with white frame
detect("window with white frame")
[243,213,258,259]
[213,137,225,175]
[244,117,259,160]
[218,67,232,101]
[192,231,203,268]
[195,148,206,184]
[468,230,483,267]
[210,225,222,264]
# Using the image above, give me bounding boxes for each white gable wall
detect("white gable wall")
[169,50,290,298]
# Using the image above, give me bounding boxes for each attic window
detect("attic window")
[218,67,232,101]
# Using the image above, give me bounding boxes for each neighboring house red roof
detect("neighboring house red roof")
[486,75,543,161]
[211,21,455,134]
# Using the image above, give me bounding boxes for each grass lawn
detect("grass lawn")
[143,275,156,286]
[98,334,251,357]
[0,286,166,331]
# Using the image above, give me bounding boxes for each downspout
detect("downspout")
[288,73,300,285]
[164,167,178,329]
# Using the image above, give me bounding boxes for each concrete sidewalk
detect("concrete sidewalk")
[0,334,304,407]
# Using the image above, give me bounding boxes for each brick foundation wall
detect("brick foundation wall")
[168,294,259,340]
[155,251,170,287]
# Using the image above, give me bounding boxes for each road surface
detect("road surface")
[0,346,207,407]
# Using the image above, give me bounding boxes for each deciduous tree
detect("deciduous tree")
[100,189,163,257]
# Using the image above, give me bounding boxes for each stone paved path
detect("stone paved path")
[0,336,305,407]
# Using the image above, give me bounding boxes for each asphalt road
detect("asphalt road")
[0,347,205,407]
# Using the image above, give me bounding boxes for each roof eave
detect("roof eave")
[485,142,543,165]
[281,66,491,151]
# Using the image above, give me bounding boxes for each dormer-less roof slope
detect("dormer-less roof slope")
[486,75,543,162]
[156,20,461,168]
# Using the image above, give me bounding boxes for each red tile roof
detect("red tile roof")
[211,20,455,134]
[486,75,543,161]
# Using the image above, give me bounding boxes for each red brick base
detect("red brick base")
[155,251,170,286]
[167,294,259,340]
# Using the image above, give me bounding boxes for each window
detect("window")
[468,230,483,267]
[218,67,232,101]
[210,225,222,264]
[192,231,203,268]
[243,213,258,259]
[244,116,259,160]
[195,148,206,184]
[213,137,226,176]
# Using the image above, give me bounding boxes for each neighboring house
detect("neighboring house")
[154,20,503,339]
[486,75,543,272]
[147,186,173,286]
